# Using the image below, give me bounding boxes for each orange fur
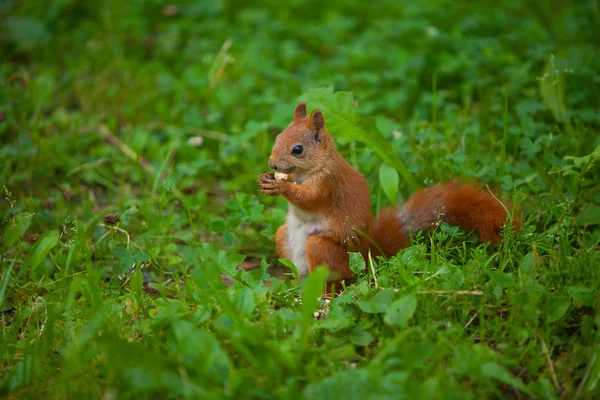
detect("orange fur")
[258,104,371,279]
[305,236,353,280]
[258,103,519,285]
[275,225,291,259]
[368,180,519,258]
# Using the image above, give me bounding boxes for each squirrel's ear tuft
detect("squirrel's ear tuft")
[294,103,307,121]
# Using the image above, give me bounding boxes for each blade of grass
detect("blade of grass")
[500,86,508,176]
[298,266,328,354]
[0,260,15,310]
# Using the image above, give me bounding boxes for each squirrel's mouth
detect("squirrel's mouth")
[278,167,295,174]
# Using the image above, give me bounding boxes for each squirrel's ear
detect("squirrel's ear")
[293,103,307,121]
[308,110,325,142]
[308,110,325,143]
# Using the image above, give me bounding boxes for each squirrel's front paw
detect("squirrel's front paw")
[257,172,288,196]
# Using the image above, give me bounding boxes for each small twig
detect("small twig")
[485,183,511,218]
[185,127,230,142]
[143,122,231,142]
[209,38,234,88]
[31,275,45,295]
[20,277,45,340]
[367,249,378,290]
[1,258,24,264]
[417,290,484,296]
[97,224,131,246]
[464,311,479,329]
[100,124,188,203]
[575,351,597,399]
[382,285,485,296]
[32,296,48,343]
[82,186,99,212]
[541,337,561,392]
[95,229,112,246]
[39,271,87,288]
[424,267,449,281]
[350,227,385,259]
[65,158,111,177]
[99,125,155,175]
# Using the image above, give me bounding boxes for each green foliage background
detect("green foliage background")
[1,0,599,398]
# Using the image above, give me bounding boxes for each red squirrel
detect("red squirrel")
[257,103,519,288]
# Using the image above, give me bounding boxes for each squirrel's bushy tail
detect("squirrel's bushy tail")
[367,180,519,258]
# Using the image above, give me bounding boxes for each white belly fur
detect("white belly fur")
[286,205,327,278]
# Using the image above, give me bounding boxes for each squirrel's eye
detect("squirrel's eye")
[292,145,304,155]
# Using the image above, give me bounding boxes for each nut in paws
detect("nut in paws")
[258,172,287,196]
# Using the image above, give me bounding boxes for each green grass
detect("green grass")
[1,0,600,398]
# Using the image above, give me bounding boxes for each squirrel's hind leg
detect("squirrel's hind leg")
[275,224,292,259]
[305,235,354,295]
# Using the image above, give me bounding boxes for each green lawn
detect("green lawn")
[1,0,600,398]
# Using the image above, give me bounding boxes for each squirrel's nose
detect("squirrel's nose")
[268,158,278,170]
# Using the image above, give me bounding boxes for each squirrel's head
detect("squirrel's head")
[268,103,335,182]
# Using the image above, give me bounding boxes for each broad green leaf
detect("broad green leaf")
[348,252,366,275]
[5,17,50,47]
[131,268,144,303]
[481,362,533,396]
[197,242,246,277]
[301,87,420,190]
[379,165,399,204]
[2,212,34,248]
[551,146,600,178]
[379,371,410,394]
[566,286,595,307]
[358,289,395,313]
[112,247,132,259]
[223,230,235,246]
[239,257,269,288]
[304,369,375,400]
[24,230,59,278]
[0,263,13,310]
[66,274,103,312]
[298,266,328,352]
[133,252,150,262]
[576,206,600,226]
[279,257,299,280]
[192,305,212,325]
[84,265,104,311]
[320,307,354,333]
[189,255,242,328]
[210,219,226,233]
[188,246,268,371]
[96,335,194,396]
[542,295,571,324]
[488,270,515,288]
[120,207,138,227]
[520,252,535,274]
[349,327,374,346]
[152,298,187,324]
[113,247,136,272]
[538,56,567,122]
[384,295,417,327]
[2,354,34,392]
[236,287,255,316]
[584,345,600,393]
[120,257,135,272]
[173,321,231,386]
